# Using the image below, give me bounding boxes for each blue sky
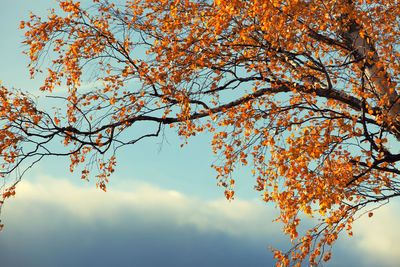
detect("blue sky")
[1,1,400,267]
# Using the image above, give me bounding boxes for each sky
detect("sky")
[1,1,400,267]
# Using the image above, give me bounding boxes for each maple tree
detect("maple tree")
[1,0,400,265]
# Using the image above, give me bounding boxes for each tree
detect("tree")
[1,0,400,265]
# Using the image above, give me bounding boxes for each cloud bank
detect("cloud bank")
[1,175,399,267]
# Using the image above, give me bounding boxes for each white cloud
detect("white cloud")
[350,202,400,267]
[38,78,141,96]
[2,175,282,241]
[37,80,103,96]
[2,175,400,267]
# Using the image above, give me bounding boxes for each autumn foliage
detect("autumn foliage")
[1,0,400,265]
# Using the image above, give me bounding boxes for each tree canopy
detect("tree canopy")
[1,0,400,265]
